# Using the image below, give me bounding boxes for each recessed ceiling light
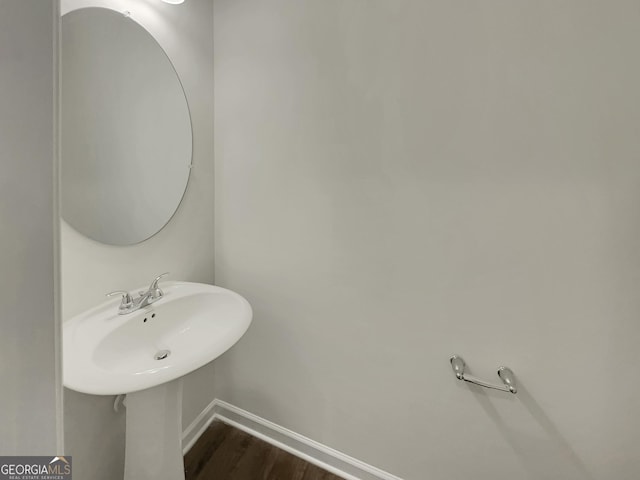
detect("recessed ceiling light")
[161,0,185,4]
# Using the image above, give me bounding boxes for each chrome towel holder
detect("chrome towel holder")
[450,355,517,394]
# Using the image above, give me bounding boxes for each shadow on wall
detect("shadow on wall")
[469,383,594,480]
[214,325,334,443]
[64,389,126,480]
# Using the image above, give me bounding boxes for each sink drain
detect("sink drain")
[154,350,171,361]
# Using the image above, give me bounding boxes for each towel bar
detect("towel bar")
[450,355,517,394]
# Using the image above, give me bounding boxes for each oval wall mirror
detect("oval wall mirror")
[61,8,192,246]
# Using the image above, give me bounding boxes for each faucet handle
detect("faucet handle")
[150,272,170,289]
[106,290,134,313]
[147,272,170,300]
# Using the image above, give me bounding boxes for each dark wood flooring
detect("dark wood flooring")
[184,420,345,480]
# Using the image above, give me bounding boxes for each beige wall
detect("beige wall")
[0,0,61,455]
[212,1,640,479]
[60,0,214,478]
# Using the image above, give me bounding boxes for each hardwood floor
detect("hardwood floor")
[184,420,345,480]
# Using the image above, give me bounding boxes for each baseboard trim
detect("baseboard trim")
[181,399,404,480]
[181,398,219,455]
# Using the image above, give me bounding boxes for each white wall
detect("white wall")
[212,1,640,479]
[0,0,61,455]
[60,1,214,479]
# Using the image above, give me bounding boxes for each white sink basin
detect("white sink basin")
[64,281,252,480]
[64,281,252,395]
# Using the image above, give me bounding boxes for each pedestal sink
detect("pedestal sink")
[63,281,252,480]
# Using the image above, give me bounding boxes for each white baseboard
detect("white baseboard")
[181,399,404,480]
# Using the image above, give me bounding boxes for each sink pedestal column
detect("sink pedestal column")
[124,378,185,480]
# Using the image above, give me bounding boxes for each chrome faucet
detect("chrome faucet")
[107,273,170,315]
